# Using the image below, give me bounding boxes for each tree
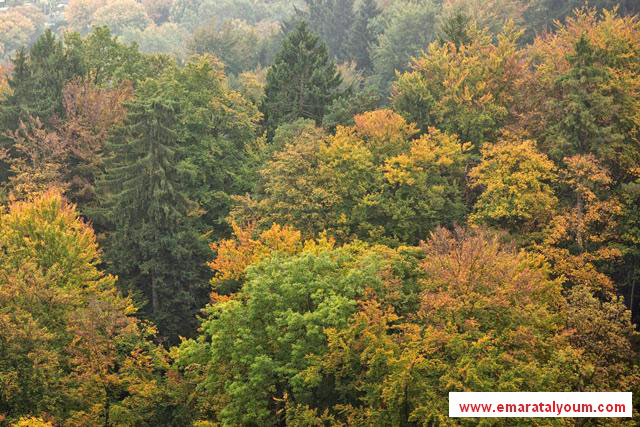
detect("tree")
[564,284,640,393]
[122,23,189,59]
[1,79,132,208]
[304,227,639,424]
[0,192,178,425]
[92,0,153,36]
[98,72,207,343]
[175,237,421,426]
[0,31,83,185]
[469,134,558,235]
[524,1,640,42]
[64,0,106,35]
[441,0,528,36]
[437,6,472,48]
[519,9,640,182]
[234,110,467,245]
[260,21,342,137]
[518,7,640,325]
[0,30,83,131]
[371,0,439,93]
[2,117,68,201]
[0,9,40,62]
[99,55,259,342]
[392,22,525,149]
[537,154,623,295]
[141,0,173,25]
[294,0,356,62]
[59,79,132,208]
[65,26,163,86]
[347,0,381,72]
[188,19,262,75]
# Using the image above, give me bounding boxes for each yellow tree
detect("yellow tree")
[234,110,466,245]
[0,192,177,425]
[539,154,623,295]
[292,227,582,425]
[392,22,525,149]
[469,133,558,235]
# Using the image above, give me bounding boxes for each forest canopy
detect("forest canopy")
[0,0,639,425]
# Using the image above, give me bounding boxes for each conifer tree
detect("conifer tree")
[546,35,638,179]
[0,30,83,130]
[0,31,83,183]
[294,0,356,62]
[348,0,381,72]
[260,21,342,137]
[99,75,209,343]
[438,7,472,48]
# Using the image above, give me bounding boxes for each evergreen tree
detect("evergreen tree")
[0,30,83,184]
[348,0,381,72]
[371,0,439,94]
[0,30,83,130]
[99,75,210,343]
[294,0,356,62]
[260,21,342,137]
[438,7,472,48]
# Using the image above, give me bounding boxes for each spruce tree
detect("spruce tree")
[438,7,472,48]
[0,30,83,183]
[261,21,342,137]
[294,0,356,62]
[348,0,381,72]
[99,75,209,343]
[547,35,637,178]
[0,30,83,130]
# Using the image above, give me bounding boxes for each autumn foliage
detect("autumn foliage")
[1,5,639,426]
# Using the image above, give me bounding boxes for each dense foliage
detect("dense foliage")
[0,2,639,426]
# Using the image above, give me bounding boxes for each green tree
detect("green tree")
[437,6,472,48]
[260,21,342,137]
[294,0,356,62]
[99,55,259,342]
[371,0,439,93]
[65,26,161,86]
[545,34,639,180]
[98,72,209,343]
[175,237,421,425]
[0,192,178,426]
[347,0,380,72]
[0,30,83,131]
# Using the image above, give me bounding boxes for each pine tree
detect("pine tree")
[99,76,209,343]
[260,21,342,137]
[348,0,381,72]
